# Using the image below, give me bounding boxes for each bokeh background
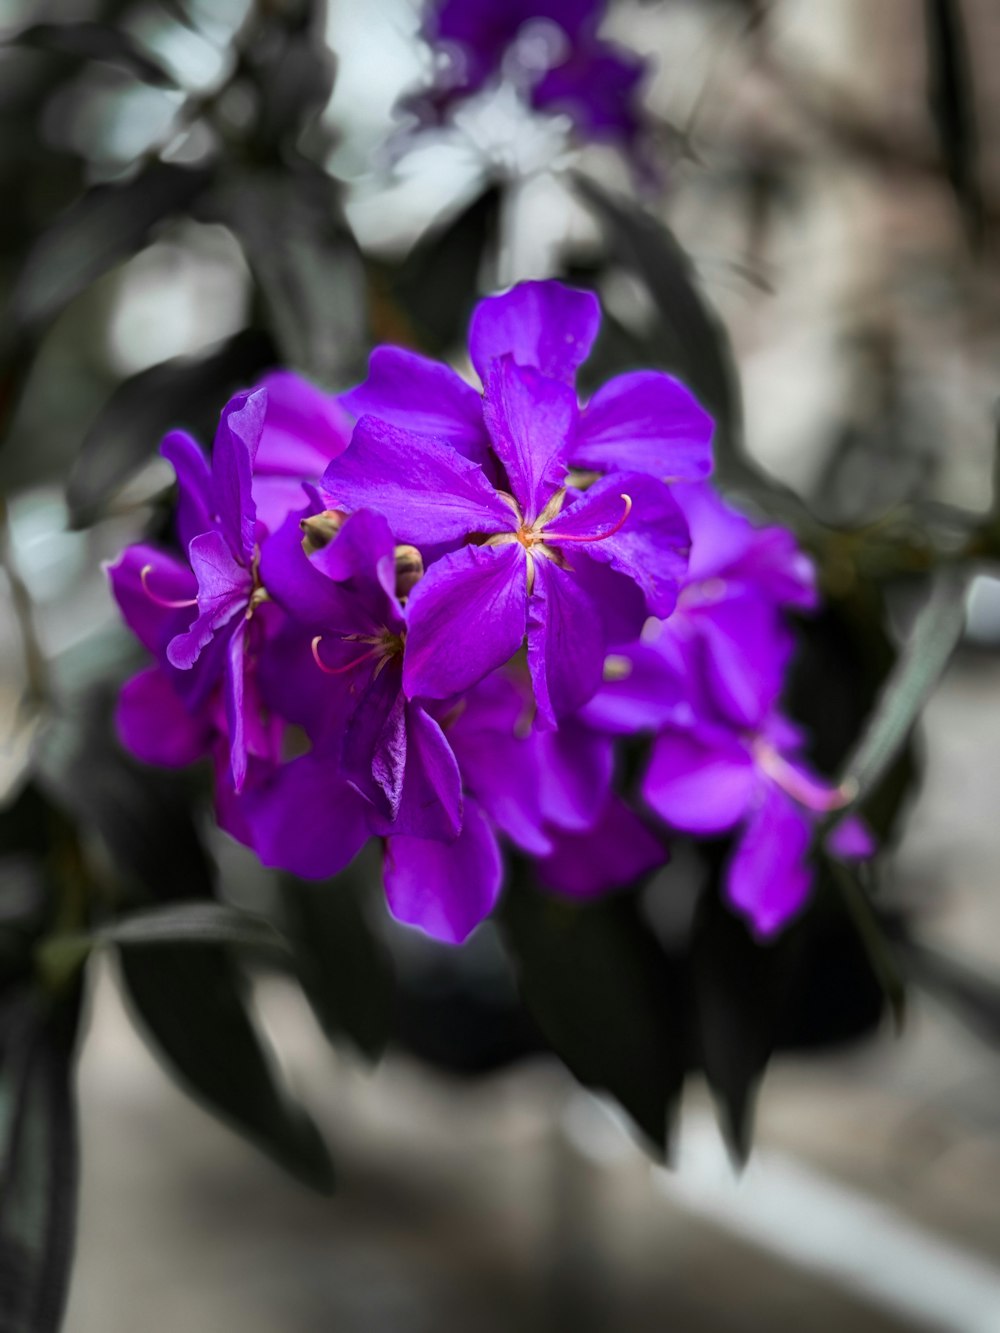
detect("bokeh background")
[2,1,1000,1329]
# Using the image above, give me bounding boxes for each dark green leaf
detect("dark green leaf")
[13,22,176,87]
[691,873,800,1163]
[574,176,742,474]
[9,161,213,335]
[206,169,366,382]
[280,869,394,1062]
[924,0,983,247]
[36,687,216,905]
[500,877,686,1153]
[66,329,276,528]
[386,185,500,355]
[0,988,81,1333]
[36,903,290,987]
[119,944,335,1192]
[831,563,970,816]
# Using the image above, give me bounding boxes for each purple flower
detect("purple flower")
[325,281,708,725]
[413,0,651,168]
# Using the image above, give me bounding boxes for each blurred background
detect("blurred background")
[2,0,1000,1329]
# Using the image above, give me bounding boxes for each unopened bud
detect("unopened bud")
[301,509,345,555]
[394,544,424,598]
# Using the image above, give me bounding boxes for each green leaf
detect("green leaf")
[13,21,176,87]
[0,988,81,1333]
[924,0,983,248]
[36,688,216,905]
[831,563,970,814]
[118,944,335,1193]
[8,161,213,335]
[66,329,276,528]
[279,869,394,1062]
[691,875,800,1163]
[207,169,366,382]
[500,877,686,1154]
[574,176,742,473]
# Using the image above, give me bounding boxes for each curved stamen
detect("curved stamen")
[755,742,851,813]
[310,636,380,677]
[140,564,198,609]
[545,494,632,545]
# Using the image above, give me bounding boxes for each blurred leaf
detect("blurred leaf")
[384,185,500,355]
[12,22,176,87]
[0,987,81,1333]
[37,902,290,988]
[242,2,336,153]
[900,937,1000,1049]
[692,875,800,1162]
[119,944,335,1192]
[36,688,216,905]
[206,169,366,383]
[66,329,276,528]
[924,0,983,247]
[8,161,213,336]
[831,563,969,816]
[280,870,394,1062]
[574,177,742,474]
[500,877,686,1153]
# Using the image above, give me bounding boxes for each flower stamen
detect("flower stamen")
[545,493,632,545]
[311,637,381,677]
[140,564,198,609]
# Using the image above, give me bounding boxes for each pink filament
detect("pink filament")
[545,493,632,545]
[310,636,379,677]
[140,564,197,609]
[755,744,849,813]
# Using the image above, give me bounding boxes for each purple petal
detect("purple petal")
[732,525,818,611]
[403,542,528,700]
[580,638,690,735]
[212,387,266,564]
[255,624,356,746]
[389,703,464,842]
[692,595,793,729]
[468,280,600,385]
[569,555,647,646]
[482,357,575,522]
[526,555,605,729]
[383,798,502,943]
[166,530,250,671]
[116,667,212,768]
[536,722,613,832]
[827,814,876,862]
[448,672,552,855]
[322,416,514,544]
[537,797,664,900]
[727,787,812,936]
[341,347,489,463]
[570,370,713,481]
[643,728,756,834]
[240,753,372,880]
[310,507,400,613]
[342,662,407,821]
[531,41,646,142]
[224,619,249,793]
[547,472,688,616]
[161,430,213,552]
[253,370,352,478]
[106,545,197,658]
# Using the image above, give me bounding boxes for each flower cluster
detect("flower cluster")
[108,280,870,943]
[407,0,651,169]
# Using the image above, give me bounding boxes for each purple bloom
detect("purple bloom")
[413,0,651,169]
[325,281,707,725]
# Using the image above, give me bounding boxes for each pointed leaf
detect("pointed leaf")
[500,873,686,1153]
[118,944,335,1192]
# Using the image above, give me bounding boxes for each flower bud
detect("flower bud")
[300,509,345,555]
[394,544,424,598]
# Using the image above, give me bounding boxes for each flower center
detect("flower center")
[311,627,404,681]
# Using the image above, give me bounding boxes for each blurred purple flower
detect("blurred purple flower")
[413,0,651,168]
